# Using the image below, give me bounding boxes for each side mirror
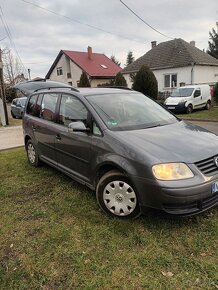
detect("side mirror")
[68,121,89,132]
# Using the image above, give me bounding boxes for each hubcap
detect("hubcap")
[27,143,36,164]
[103,181,137,216]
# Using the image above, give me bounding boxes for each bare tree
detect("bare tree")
[2,48,26,85]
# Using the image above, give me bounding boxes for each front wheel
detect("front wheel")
[186,104,193,114]
[26,140,41,167]
[11,111,16,119]
[96,170,141,219]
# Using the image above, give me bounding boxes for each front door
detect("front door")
[193,88,203,108]
[55,93,92,183]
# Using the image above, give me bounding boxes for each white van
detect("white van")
[164,85,211,114]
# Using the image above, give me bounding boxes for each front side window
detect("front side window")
[87,92,177,131]
[57,67,63,76]
[26,94,38,116]
[41,93,59,121]
[59,94,88,127]
[194,89,201,97]
[164,74,177,88]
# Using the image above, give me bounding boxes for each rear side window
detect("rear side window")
[26,95,38,116]
[41,93,59,122]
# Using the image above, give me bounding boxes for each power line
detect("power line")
[19,0,146,44]
[0,36,7,41]
[0,6,27,72]
[119,0,174,40]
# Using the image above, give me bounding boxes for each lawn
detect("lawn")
[0,148,217,289]
[176,107,218,121]
[0,118,22,128]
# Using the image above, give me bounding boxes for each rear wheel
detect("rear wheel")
[26,140,40,167]
[205,100,211,110]
[186,104,193,114]
[96,170,141,219]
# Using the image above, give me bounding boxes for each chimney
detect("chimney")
[151,41,157,49]
[190,41,195,47]
[87,46,92,59]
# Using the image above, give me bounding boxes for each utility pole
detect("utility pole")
[0,48,9,125]
[28,68,31,80]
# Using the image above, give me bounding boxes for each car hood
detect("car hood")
[165,97,188,104]
[113,121,218,164]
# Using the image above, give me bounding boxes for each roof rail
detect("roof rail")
[96,86,132,90]
[34,86,79,92]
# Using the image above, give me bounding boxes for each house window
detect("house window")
[57,67,63,76]
[164,74,177,88]
[100,64,108,69]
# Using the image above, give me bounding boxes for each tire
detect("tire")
[11,111,16,119]
[96,170,141,219]
[26,140,40,167]
[186,104,193,114]
[205,100,211,110]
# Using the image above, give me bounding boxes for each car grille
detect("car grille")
[195,156,218,176]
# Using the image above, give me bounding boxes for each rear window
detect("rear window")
[26,95,38,116]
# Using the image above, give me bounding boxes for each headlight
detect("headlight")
[152,163,194,180]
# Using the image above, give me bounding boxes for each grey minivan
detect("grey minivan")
[19,81,218,218]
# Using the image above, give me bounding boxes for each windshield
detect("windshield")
[20,98,27,106]
[87,92,178,131]
[171,88,194,97]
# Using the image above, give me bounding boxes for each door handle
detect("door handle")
[56,134,62,141]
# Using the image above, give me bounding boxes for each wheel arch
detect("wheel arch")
[24,135,31,148]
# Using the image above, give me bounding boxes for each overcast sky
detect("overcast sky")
[0,0,217,79]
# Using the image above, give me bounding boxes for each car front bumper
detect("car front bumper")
[165,102,187,112]
[131,175,218,216]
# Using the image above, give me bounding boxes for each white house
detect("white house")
[46,47,122,87]
[122,39,218,92]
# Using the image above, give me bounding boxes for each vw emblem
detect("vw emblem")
[214,157,218,167]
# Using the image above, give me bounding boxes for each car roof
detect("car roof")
[76,87,134,96]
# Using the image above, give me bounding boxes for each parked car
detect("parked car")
[11,97,27,118]
[164,85,211,114]
[16,80,218,218]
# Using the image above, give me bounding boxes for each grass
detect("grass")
[0,118,22,128]
[0,148,217,289]
[176,107,218,121]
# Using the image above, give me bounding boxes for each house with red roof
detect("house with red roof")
[45,47,122,87]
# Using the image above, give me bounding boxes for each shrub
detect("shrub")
[132,65,158,99]
[114,73,127,87]
[213,82,218,104]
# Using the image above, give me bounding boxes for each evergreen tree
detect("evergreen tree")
[207,27,218,59]
[78,71,91,87]
[132,65,158,99]
[126,51,134,66]
[110,55,121,67]
[213,82,218,104]
[114,72,127,87]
